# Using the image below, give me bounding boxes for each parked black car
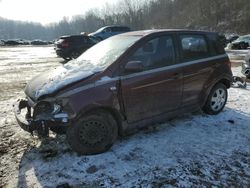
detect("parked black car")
[242,52,250,79]
[55,35,98,60]
[4,40,22,46]
[31,40,49,45]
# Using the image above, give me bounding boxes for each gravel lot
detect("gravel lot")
[0,46,250,188]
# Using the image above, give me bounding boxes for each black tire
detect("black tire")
[70,51,81,59]
[239,43,247,50]
[202,83,228,115]
[66,111,118,155]
[62,56,71,61]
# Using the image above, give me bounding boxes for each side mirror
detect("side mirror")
[125,61,144,73]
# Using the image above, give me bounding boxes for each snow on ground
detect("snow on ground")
[0,46,250,188]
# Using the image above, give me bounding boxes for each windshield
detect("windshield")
[66,35,141,72]
[237,36,249,41]
[95,27,106,33]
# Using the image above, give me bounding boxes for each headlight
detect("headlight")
[52,104,61,114]
[34,101,61,116]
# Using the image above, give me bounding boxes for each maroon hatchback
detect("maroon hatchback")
[14,29,232,154]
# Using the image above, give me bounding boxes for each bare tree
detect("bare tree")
[1,0,250,40]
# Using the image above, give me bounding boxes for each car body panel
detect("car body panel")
[120,66,183,123]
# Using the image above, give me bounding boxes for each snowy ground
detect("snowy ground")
[0,46,250,188]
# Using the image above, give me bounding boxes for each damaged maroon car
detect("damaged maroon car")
[14,30,232,155]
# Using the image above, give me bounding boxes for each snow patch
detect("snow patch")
[34,60,100,99]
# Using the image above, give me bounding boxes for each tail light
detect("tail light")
[61,40,69,48]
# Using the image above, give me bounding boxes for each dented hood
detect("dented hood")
[25,60,98,100]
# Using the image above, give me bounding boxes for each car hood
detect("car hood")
[232,40,240,44]
[25,60,98,100]
[88,31,99,37]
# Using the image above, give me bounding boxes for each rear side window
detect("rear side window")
[180,35,209,61]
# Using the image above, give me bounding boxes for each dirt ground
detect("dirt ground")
[0,46,250,188]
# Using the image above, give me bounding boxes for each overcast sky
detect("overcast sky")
[0,0,115,25]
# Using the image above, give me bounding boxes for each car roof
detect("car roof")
[120,29,217,37]
[60,35,87,39]
[240,35,250,37]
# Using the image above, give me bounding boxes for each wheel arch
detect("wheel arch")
[200,78,231,108]
[76,106,124,136]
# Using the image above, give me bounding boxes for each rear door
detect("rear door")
[177,33,215,107]
[120,35,183,123]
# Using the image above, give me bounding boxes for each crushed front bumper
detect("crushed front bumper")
[14,99,34,133]
[14,99,69,136]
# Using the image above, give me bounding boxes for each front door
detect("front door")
[120,35,183,123]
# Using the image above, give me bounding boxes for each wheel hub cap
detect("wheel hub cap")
[78,121,107,145]
[211,88,226,111]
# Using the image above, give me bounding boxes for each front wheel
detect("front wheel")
[202,83,228,115]
[66,111,118,155]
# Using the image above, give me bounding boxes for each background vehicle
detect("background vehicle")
[231,35,250,49]
[242,52,250,79]
[0,39,31,46]
[4,39,23,45]
[15,30,232,155]
[226,34,239,43]
[89,25,131,40]
[0,40,5,46]
[30,40,48,45]
[54,34,98,60]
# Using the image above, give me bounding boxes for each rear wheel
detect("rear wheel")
[202,83,228,115]
[240,43,247,49]
[67,111,118,155]
[70,51,81,59]
[62,56,71,61]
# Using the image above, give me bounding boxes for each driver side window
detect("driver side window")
[128,35,175,71]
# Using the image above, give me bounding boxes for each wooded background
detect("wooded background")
[0,0,249,40]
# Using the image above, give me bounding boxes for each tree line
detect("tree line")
[0,0,249,41]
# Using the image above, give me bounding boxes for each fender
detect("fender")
[199,73,232,108]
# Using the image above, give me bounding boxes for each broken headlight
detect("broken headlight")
[34,101,61,117]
